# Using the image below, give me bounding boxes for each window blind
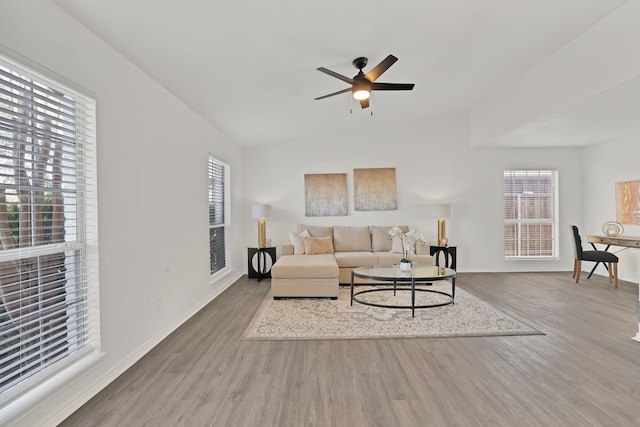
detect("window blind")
[208,157,228,275]
[0,55,98,399]
[504,170,557,258]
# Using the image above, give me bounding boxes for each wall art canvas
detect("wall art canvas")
[354,167,397,211]
[615,180,640,224]
[304,173,348,216]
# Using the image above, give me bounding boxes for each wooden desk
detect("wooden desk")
[587,235,640,248]
[587,234,640,343]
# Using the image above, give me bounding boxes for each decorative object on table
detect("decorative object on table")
[304,173,348,216]
[388,226,423,270]
[354,167,397,211]
[241,285,543,341]
[615,180,640,225]
[601,221,624,237]
[431,204,452,246]
[251,204,272,248]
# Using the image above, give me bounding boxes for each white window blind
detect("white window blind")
[0,54,98,400]
[504,170,557,258]
[208,157,229,275]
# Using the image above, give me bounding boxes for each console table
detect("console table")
[587,234,640,342]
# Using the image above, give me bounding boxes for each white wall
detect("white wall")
[243,112,583,273]
[583,136,640,283]
[1,1,244,425]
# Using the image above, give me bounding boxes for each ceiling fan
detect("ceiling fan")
[314,54,415,109]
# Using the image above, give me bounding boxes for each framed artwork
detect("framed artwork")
[354,167,397,211]
[615,180,640,224]
[304,173,348,216]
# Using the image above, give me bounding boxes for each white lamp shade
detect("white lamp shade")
[431,204,452,218]
[251,204,272,220]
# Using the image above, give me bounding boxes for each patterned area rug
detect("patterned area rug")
[241,283,543,340]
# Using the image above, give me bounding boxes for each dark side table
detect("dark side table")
[430,245,457,270]
[248,247,276,281]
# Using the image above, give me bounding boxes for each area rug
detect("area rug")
[241,283,543,340]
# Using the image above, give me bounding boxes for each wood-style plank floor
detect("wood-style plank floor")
[61,272,640,427]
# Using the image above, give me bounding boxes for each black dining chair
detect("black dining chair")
[571,225,618,288]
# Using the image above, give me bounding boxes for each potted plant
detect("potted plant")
[388,227,423,271]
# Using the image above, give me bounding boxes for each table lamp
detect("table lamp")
[431,204,452,246]
[251,204,272,248]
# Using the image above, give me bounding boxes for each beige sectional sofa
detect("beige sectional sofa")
[270,225,435,299]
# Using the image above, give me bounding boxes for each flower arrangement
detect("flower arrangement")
[388,227,423,263]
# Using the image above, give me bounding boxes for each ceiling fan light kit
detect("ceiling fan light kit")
[315,54,415,109]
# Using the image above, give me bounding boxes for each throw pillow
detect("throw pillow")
[303,236,335,255]
[289,229,310,255]
[390,235,415,255]
[371,225,409,252]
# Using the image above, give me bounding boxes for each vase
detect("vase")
[400,261,412,272]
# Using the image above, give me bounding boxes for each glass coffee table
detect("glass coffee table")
[350,265,456,317]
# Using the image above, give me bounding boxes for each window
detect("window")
[0,54,98,400]
[504,170,557,258]
[208,156,229,276]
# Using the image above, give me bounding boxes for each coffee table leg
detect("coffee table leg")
[351,271,354,306]
[411,277,415,317]
[452,277,456,303]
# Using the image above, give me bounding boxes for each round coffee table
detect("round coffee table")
[350,265,456,317]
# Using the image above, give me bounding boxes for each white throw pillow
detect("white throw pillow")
[390,235,415,255]
[289,229,310,254]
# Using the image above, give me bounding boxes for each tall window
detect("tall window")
[208,157,229,275]
[0,55,98,400]
[504,170,558,258]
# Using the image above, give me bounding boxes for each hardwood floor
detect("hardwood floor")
[60,272,640,427]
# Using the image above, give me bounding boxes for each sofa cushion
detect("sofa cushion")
[304,236,335,255]
[289,229,310,255]
[297,224,333,239]
[333,226,372,252]
[333,251,378,268]
[371,225,409,252]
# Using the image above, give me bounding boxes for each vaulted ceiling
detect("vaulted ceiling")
[56,0,640,148]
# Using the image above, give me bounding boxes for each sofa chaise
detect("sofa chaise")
[271,225,435,299]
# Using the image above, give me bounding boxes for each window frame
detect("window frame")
[208,156,230,278]
[503,169,559,260]
[0,52,99,405]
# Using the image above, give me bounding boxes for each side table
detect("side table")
[430,245,457,270]
[248,247,276,281]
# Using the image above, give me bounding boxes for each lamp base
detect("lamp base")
[437,218,448,246]
[258,219,267,248]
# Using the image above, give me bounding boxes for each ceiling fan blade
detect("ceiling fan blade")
[359,98,370,109]
[371,82,415,91]
[364,55,398,82]
[314,87,352,100]
[317,67,354,84]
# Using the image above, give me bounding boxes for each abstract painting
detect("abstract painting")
[616,180,640,224]
[304,173,348,216]
[354,167,397,211]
